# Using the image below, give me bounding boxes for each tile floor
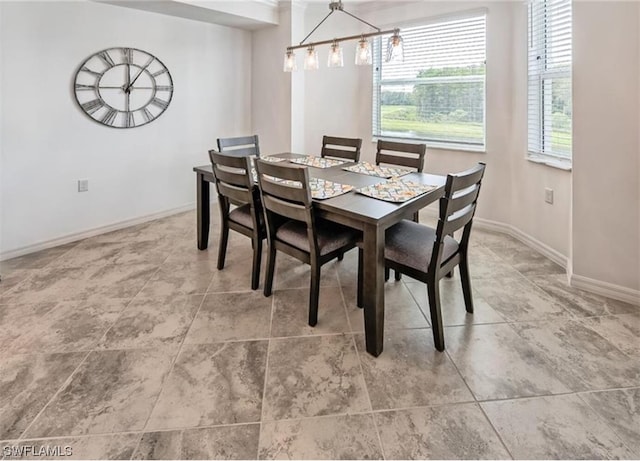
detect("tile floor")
[0,209,639,459]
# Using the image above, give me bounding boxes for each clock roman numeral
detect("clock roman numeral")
[75,83,97,91]
[124,112,134,128]
[152,68,167,77]
[150,97,168,110]
[141,108,153,122]
[97,51,115,68]
[80,66,101,77]
[122,48,133,64]
[101,108,117,126]
[81,99,104,114]
[155,85,173,91]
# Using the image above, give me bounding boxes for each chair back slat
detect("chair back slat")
[217,181,253,204]
[376,140,426,172]
[444,183,481,216]
[321,135,362,162]
[442,202,477,236]
[255,159,312,210]
[259,177,310,205]
[209,150,253,203]
[217,135,260,157]
[262,194,309,222]
[431,162,486,271]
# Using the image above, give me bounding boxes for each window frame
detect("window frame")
[371,11,488,152]
[527,0,572,164]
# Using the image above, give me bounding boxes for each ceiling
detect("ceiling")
[97,0,418,30]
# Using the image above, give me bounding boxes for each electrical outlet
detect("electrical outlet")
[545,187,553,204]
[78,179,89,192]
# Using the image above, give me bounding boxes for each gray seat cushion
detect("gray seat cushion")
[385,220,459,273]
[228,204,262,230]
[275,219,359,256]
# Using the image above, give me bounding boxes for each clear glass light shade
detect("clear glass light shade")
[386,32,404,62]
[304,47,319,70]
[327,42,344,67]
[355,38,372,65]
[283,50,297,72]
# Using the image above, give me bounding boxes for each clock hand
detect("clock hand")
[126,57,154,91]
[125,63,130,93]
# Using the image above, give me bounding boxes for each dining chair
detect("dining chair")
[375,139,426,172]
[217,135,261,158]
[376,139,427,281]
[357,162,486,351]
[208,150,265,290]
[321,135,362,162]
[255,159,360,326]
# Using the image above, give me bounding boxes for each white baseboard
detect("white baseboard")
[570,273,640,306]
[0,202,198,261]
[419,209,568,269]
[474,217,569,269]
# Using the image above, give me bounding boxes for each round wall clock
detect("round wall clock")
[73,47,173,128]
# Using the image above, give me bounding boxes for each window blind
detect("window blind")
[373,13,486,148]
[528,0,572,160]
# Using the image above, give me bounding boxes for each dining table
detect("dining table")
[193,152,446,356]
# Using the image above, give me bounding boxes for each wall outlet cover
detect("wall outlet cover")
[78,179,89,192]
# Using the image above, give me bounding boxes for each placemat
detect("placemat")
[250,172,352,200]
[260,156,288,163]
[343,161,412,178]
[288,156,347,168]
[356,179,437,203]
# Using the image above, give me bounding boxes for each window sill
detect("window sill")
[372,137,486,154]
[526,154,572,171]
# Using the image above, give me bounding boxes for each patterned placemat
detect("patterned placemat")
[356,179,437,203]
[343,161,412,178]
[289,156,347,168]
[260,156,288,163]
[251,172,353,200]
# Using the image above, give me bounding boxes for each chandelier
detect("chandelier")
[283,0,404,72]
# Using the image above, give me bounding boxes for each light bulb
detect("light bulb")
[355,37,372,65]
[386,30,404,63]
[283,50,297,72]
[327,40,344,67]
[304,46,319,70]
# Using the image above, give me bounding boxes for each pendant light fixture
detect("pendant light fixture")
[283,0,403,72]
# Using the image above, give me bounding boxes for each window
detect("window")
[373,14,486,149]
[528,0,572,161]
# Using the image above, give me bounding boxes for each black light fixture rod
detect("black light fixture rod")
[340,8,381,32]
[288,28,398,51]
[299,10,335,46]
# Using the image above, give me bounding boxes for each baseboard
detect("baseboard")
[419,209,568,269]
[570,273,640,306]
[476,217,569,269]
[0,202,198,261]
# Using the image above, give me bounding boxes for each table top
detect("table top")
[194,152,446,227]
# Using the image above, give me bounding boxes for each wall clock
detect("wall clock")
[73,47,173,128]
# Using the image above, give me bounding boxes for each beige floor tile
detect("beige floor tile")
[482,394,636,459]
[133,424,260,460]
[263,335,369,421]
[25,347,175,438]
[376,403,510,459]
[355,329,473,410]
[259,414,382,460]
[270,287,349,337]
[185,291,272,343]
[146,341,267,429]
[3,434,142,460]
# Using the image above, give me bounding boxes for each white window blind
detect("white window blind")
[373,13,486,148]
[528,0,572,160]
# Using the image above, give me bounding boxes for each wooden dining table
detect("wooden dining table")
[193,152,446,356]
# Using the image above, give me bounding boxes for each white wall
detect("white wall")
[0,0,252,257]
[572,1,640,292]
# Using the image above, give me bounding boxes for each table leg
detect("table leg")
[362,223,385,356]
[196,172,210,250]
